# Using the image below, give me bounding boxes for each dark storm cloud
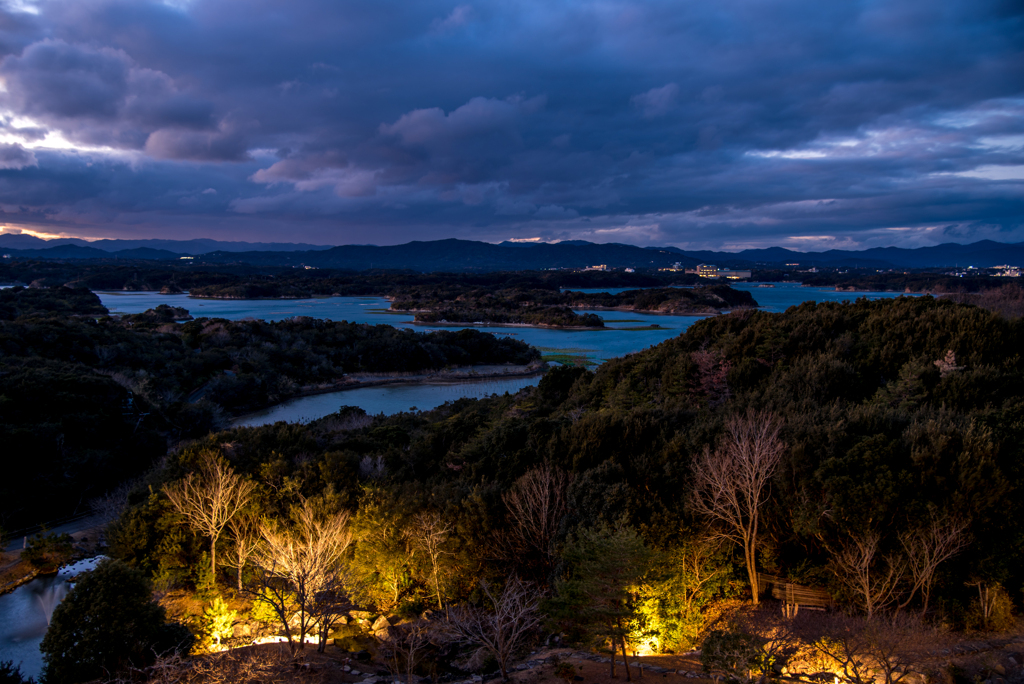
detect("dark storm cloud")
[0,0,1019,247]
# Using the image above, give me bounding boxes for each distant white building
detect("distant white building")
[694,264,753,279]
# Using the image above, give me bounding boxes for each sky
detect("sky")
[0,0,1020,251]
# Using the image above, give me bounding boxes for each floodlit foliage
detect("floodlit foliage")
[251,497,353,653]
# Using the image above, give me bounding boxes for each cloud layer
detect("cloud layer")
[0,0,1019,249]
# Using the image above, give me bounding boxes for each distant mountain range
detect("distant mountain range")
[661,240,1024,269]
[2,235,1023,271]
[0,234,333,254]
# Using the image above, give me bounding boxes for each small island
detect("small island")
[394,284,757,328]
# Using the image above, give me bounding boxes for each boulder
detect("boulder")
[232,623,253,638]
[373,615,394,639]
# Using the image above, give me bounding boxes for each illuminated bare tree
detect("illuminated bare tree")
[898,515,970,614]
[163,451,257,577]
[226,511,261,591]
[407,511,453,610]
[502,463,571,571]
[448,576,544,682]
[252,498,353,653]
[674,536,726,617]
[831,529,905,618]
[689,410,785,603]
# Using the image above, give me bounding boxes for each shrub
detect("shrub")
[700,630,763,684]
[22,533,73,570]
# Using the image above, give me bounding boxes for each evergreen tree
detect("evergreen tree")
[40,559,193,684]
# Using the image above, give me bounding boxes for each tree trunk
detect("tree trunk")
[210,535,217,581]
[745,538,759,604]
[237,564,243,591]
[610,640,616,679]
[620,635,632,682]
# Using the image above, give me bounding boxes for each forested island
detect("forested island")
[394,284,755,327]
[0,286,539,533]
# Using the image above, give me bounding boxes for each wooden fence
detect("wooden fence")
[758,573,833,617]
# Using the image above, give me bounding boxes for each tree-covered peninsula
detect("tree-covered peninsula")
[0,286,538,532]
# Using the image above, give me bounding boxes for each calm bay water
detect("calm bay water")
[233,376,543,427]
[96,284,911,426]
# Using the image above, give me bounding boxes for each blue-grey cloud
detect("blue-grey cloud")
[0,0,1018,248]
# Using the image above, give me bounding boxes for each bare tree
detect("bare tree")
[226,512,261,592]
[690,410,785,603]
[90,478,140,525]
[309,567,354,653]
[252,498,353,653]
[407,511,454,610]
[381,619,445,684]
[674,536,726,618]
[129,646,314,684]
[502,463,571,571]
[359,454,387,480]
[448,576,544,681]
[898,515,970,614]
[831,530,905,618]
[163,452,257,577]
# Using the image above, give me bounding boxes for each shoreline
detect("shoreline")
[0,564,42,597]
[573,305,722,316]
[410,320,605,330]
[228,362,548,423]
[409,306,724,329]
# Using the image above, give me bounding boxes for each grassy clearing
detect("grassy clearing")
[537,346,599,367]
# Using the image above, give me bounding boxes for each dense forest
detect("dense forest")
[0,259,695,295]
[0,286,538,533]
[801,271,1015,293]
[86,294,1024,682]
[397,285,755,327]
